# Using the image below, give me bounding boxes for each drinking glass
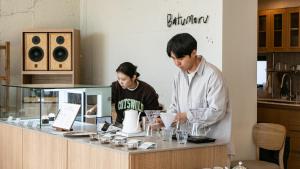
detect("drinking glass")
[175,121,189,144]
[176,130,188,144]
[161,127,173,141]
[145,121,152,136]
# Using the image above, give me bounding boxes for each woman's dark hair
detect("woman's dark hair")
[116,62,140,78]
[166,33,197,58]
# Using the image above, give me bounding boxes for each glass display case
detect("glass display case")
[0,84,111,128]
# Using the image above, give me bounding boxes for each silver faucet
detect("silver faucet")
[280,73,292,101]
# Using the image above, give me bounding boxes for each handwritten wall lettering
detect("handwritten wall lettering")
[167,13,209,28]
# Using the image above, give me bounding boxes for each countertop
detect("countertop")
[0,120,227,154]
[257,98,300,108]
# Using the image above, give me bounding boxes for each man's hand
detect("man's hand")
[174,112,188,124]
[150,117,165,130]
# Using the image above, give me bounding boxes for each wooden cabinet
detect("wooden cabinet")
[258,7,300,52]
[257,102,300,169]
[289,131,300,169]
[0,124,67,169]
[0,123,22,169]
[67,139,228,169]
[68,141,129,169]
[287,8,300,51]
[22,128,67,169]
[270,9,287,51]
[258,10,271,52]
[0,123,229,169]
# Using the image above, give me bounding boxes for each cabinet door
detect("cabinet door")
[22,128,67,169]
[67,140,129,169]
[270,9,287,51]
[258,10,271,52]
[287,7,300,51]
[288,131,300,169]
[0,123,22,169]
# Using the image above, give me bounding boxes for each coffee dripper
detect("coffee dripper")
[189,109,209,137]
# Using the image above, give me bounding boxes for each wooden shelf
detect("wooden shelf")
[22,74,73,84]
[22,71,74,75]
[267,69,300,73]
[23,96,57,103]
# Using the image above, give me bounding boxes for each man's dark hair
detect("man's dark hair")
[116,62,140,78]
[166,33,197,58]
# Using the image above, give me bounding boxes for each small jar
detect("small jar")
[112,137,127,147]
[100,136,111,144]
[127,142,139,150]
[89,134,98,141]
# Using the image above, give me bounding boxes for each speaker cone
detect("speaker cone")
[53,46,68,62]
[28,46,44,62]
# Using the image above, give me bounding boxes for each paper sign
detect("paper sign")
[52,103,81,130]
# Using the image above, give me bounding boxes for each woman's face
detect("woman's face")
[117,72,136,89]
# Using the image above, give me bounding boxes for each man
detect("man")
[166,33,232,143]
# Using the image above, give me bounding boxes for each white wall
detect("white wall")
[223,0,257,160]
[259,0,300,10]
[81,0,257,160]
[0,0,80,84]
[80,0,222,108]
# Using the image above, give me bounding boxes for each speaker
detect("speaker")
[49,33,72,70]
[24,33,48,70]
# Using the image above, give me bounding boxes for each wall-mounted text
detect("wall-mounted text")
[167,13,209,28]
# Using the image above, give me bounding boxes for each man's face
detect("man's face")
[117,72,135,89]
[170,52,195,71]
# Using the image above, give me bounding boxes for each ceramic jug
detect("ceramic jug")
[122,109,141,134]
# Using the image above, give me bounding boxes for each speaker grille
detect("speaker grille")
[28,46,44,62]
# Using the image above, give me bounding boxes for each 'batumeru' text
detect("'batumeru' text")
[167,13,209,28]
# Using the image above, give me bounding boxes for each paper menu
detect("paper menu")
[52,103,81,130]
[139,142,157,149]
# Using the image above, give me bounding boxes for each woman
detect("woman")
[86,62,160,124]
[112,62,160,124]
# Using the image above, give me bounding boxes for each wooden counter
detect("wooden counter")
[0,122,229,169]
[258,101,300,169]
[0,123,22,169]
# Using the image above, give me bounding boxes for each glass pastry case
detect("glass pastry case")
[0,83,111,128]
